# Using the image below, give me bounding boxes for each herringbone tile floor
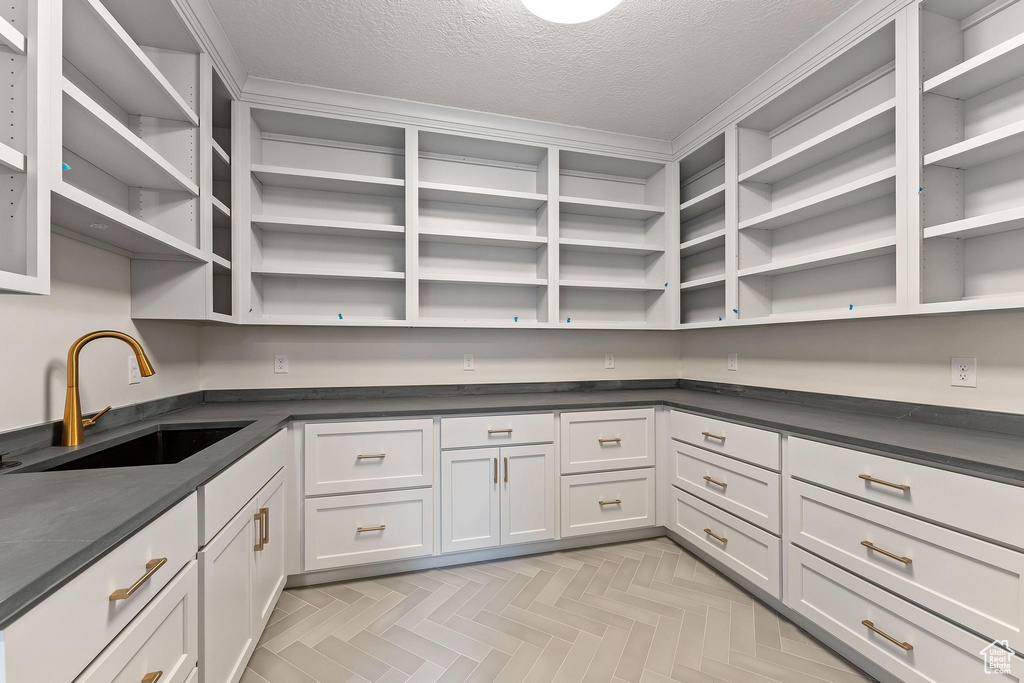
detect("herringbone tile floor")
[240,537,872,683]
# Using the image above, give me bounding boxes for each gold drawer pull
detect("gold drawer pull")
[357,524,386,532]
[861,619,913,651]
[357,453,386,460]
[598,437,621,444]
[703,475,727,488]
[599,499,622,506]
[504,456,509,483]
[488,428,513,434]
[859,474,910,491]
[142,672,163,683]
[261,507,270,545]
[704,528,727,543]
[494,457,498,484]
[254,512,264,551]
[861,541,911,564]
[109,558,167,601]
[701,431,726,442]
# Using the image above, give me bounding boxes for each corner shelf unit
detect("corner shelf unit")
[678,133,728,326]
[918,0,1024,312]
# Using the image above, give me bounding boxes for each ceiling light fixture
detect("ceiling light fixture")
[520,0,623,24]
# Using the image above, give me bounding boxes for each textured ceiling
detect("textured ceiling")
[209,0,861,140]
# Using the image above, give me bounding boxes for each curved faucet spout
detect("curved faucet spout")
[61,331,155,447]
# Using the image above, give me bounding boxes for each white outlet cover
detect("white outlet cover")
[464,353,475,371]
[605,353,615,369]
[727,353,739,371]
[274,354,289,374]
[951,357,976,388]
[128,357,141,385]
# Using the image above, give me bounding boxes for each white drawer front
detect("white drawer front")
[304,489,433,571]
[560,408,655,474]
[4,494,198,683]
[305,419,433,495]
[671,440,781,534]
[75,561,199,683]
[789,437,1024,550]
[560,468,655,538]
[670,411,780,471]
[670,488,781,598]
[441,413,554,449]
[788,546,1019,683]
[789,478,1024,651]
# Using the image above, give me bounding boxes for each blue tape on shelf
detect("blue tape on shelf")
[718,317,723,321]
[338,314,343,319]
[566,317,571,323]
[919,187,924,194]
[664,282,668,287]
[62,162,71,171]
[732,309,738,314]
[514,316,518,322]
[849,304,854,310]
[248,308,252,313]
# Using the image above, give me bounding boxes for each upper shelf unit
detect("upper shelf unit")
[678,133,727,327]
[918,0,1024,311]
[558,150,669,327]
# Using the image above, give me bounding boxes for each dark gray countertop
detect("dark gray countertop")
[2,384,1023,630]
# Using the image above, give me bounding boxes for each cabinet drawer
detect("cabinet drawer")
[75,561,198,683]
[560,408,655,474]
[441,413,553,449]
[670,411,780,471]
[669,488,780,598]
[671,440,781,534]
[199,428,287,546]
[560,468,655,538]
[788,546,1018,683]
[789,437,1024,550]
[305,419,433,495]
[3,494,198,683]
[789,478,1024,651]
[304,489,433,571]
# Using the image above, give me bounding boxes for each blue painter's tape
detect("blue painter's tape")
[664,282,668,287]
[566,317,571,323]
[514,316,518,322]
[338,314,343,319]
[918,187,924,194]
[732,309,739,314]
[718,316,723,321]
[248,308,253,313]
[849,304,854,310]
[62,162,71,171]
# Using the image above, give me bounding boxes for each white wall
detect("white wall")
[199,326,681,389]
[0,235,201,434]
[679,312,1024,413]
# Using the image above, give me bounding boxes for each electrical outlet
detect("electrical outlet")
[727,353,739,371]
[463,353,475,371]
[605,353,615,370]
[274,354,289,374]
[128,357,141,385]
[951,357,976,387]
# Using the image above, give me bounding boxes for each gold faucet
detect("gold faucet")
[61,331,155,447]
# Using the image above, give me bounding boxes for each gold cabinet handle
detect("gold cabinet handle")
[504,456,509,483]
[261,507,270,545]
[357,524,386,532]
[494,457,498,484]
[599,499,622,505]
[704,528,727,543]
[142,672,163,683]
[861,541,911,564]
[861,619,913,651]
[357,453,386,460]
[701,431,726,442]
[109,558,167,601]
[703,475,727,488]
[858,474,910,491]
[254,512,264,551]
[488,428,513,434]
[598,437,621,444]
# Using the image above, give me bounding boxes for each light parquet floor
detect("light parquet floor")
[240,537,874,683]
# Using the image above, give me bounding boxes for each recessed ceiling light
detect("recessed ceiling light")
[520,0,623,24]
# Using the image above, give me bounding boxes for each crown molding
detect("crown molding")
[172,0,247,98]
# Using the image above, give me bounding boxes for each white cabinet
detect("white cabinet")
[559,408,656,474]
[501,444,556,546]
[440,413,554,449]
[670,410,780,470]
[560,468,656,538]
[254,469,287,630]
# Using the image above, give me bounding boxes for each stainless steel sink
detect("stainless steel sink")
[42,426,244,471]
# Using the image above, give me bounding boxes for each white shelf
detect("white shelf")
[737,303,902,326]
[679,185,726,222]
[51,182,205,261]
[0,141,25,173]
[252,215,404,239]
[212,140,230,182]
[924,120,1024,169]
[680,230,726,257]
[0,16,26,55]
[924,33,1024,100]
[558,238,664,256]
[213,197,231,218]
[418,182,547,210]
[559,196,665,221]
[924,206,1024,240]
[251,314,410,327]
[63,79,198,195]
[560,280,668,292]
[738,236,897,278]
[739,100,897,185]
[251,164,405,196]
[252,265,405,281]
[419,273,547,287]
[64,0,198,124]
[419,228,546,249]
[679,274,726,291]
[212,255,231,271]
[739,167,897,231]
[212,139,230,165]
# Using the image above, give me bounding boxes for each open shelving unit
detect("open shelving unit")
[678,133,728,326]
[558,151,669,327]
[918,0,1024,311]
[735,21,901,322]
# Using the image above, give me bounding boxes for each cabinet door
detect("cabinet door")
[254,468,287,631]
[199,498,258,683]
[441,448,500,553]
[501,443,555,546]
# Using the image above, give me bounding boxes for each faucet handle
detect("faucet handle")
[82,406,112,430]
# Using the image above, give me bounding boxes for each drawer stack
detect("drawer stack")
[303,420,435,571]
[667,411,783,597]
[558,408,657,538]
